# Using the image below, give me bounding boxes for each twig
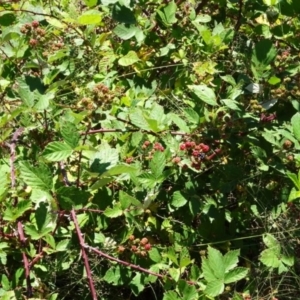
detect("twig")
[71,209,98,300]
[18,221,32,298]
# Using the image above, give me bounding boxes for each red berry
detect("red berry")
[32,20,39,28]
[192,150,199,157]
[144,243,151,251]
[185,141,192,148]
[201,144,210,153]
[180,144,186,151]
[144,141,150,147]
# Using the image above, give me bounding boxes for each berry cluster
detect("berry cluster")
[20,20,46,47]
[117,235,151,257]
[178,141,220,170]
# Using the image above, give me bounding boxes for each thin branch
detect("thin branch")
[71,209,98,300]
[18,221,33,298]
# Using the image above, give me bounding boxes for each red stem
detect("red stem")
[18,221,32,297]
[71,209,98,300]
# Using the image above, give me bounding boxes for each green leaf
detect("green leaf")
[223,249,240,272]
[202,257,217,282]
[263,233,281,253]
[259,248,281,268]
[78,11,102,25]
[119,190,133,209]
[103,164,137,177]
[118,51,140,66]
[113,24,137,40]
[83,0,98,7]
[3,200,31,221]
[0,13,16,26]
[149,247,162,263]
[104,204,123,218]
[157,1,177,26]
[56,239,70,251]
[288,187,300,202]
[1,274,10,291]
[112,3,136,24]
[19,161,52,191]
[169,267,180,282]
[17,78,34,108]
[171,191,188,208]
[224,267,248,284]
[188,84,218,106]
[178,279,198,300]
[129,273,145,296]
[150,151,166,179]
[204,280,224,297]
[163,291,180,300]
[291,113,300,141]
[61,122,80,148]
[252,39,277,65]
[207,246,225,280]
[42,141,73,161]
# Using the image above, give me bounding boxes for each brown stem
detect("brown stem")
[71,209,98,300]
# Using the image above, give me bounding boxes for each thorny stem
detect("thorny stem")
[18,221,33,298]
[71,209,98,300]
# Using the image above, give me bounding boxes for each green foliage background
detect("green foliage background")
[1,0,300,299]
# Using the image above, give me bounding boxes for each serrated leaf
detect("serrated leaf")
[118,51,140,66]
[263,233,280,252]
[163,291,180,300]
[223,249,240,272]
[42,141,73,161]
[129,108,152,131]
[188,84,218,106]
[171,191,187,208]
[204,280,224,297]
[78,12,102,25]
[104,205,123,218]
[61,122,80,148]
[224,267,248,284]
[17,78,34,107]
[19,161,52,191]
[259,248,280,268]
[3,200,32,221]
[291,112,300,141]
[113,24,137,40]
[207,246,225,280]
[169,267,181,282]
[157,1,177,26]
[150,151,166,179]
[202,257,217,281]
[56,239,70,251]
[178,279,198,300]
[112,3,136,24]
[149,247,162,263]
[129,273,145,296]
[103,164,137,177]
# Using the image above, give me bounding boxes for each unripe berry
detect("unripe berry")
[172,157,181,164]
[140,251,147,257]
[284,140,293,149]
[29,39,38,46]
[140,237,148,245]
[287,154,294,161]
[125,157,133,164]
[118,246,125,253]
[128,235,135,241]
[131,245,137,252]
[32,20,39,28]
[144,141,150,147]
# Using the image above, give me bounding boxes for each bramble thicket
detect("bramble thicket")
[1,0,300,299]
